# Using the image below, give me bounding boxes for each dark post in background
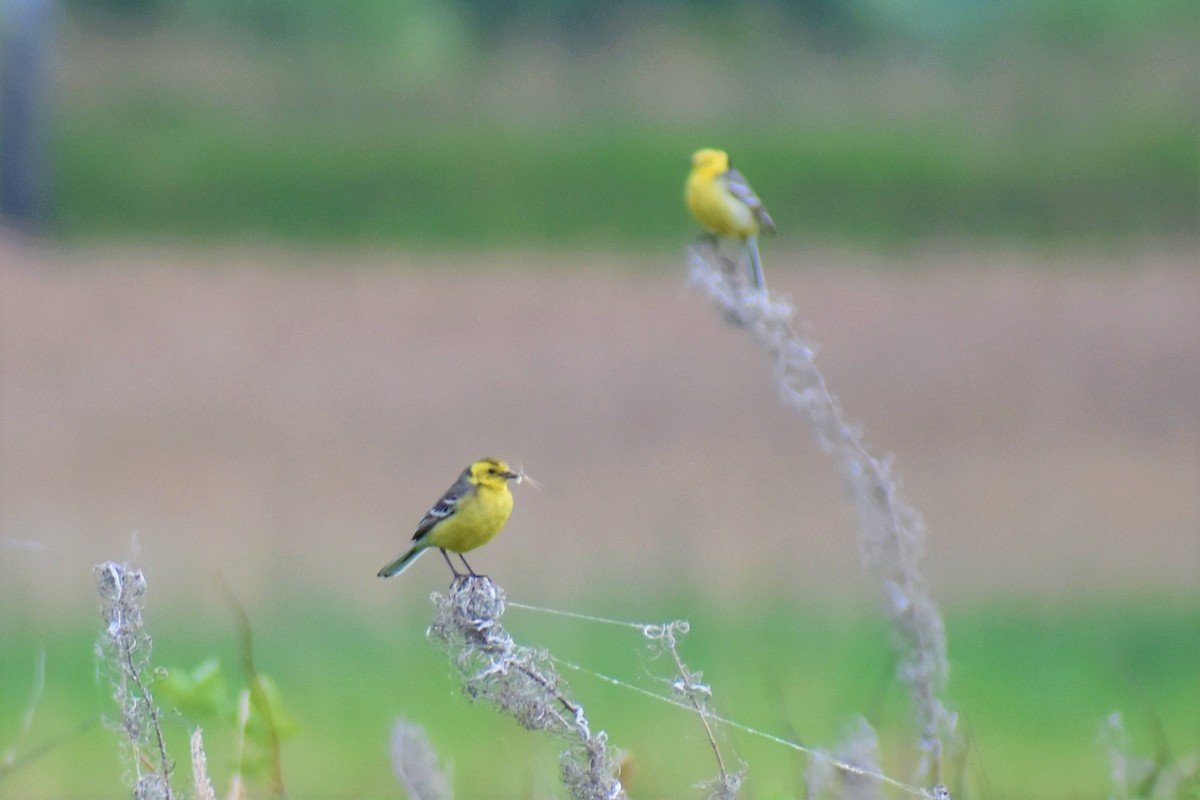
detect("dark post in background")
[1,0,53,233]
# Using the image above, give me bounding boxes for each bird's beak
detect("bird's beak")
[502,470,521,481]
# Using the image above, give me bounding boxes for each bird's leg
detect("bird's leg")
[440,548,464,579]
[695,233,738,278]
[696,232,734,272]
[457,553,482,578]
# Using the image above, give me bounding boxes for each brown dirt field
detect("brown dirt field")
[1,238,1197,614]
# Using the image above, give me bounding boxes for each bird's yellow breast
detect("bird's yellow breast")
[686,171,759,238]
[426,483,513,554]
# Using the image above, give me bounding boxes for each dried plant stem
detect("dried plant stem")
[123,644,172,780]
[226,690,252,800]
[95,561,175,800]
[688,243,955,789]
[647,621,738,796]
[390,720,452,800]
[1,646,46,778]
[682,670,726,781]
[508,601,943,797]
[0,718,97,784]
[428,576,625,800]
[190,729,216,800]
[508,603,745,797]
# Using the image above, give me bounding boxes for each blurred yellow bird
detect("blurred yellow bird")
[377,457,521,579]
[685,148,776,290]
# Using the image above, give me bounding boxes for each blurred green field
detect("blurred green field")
[56,117,1198,248]
[1,592,1197,799]
[36,0,1200,249]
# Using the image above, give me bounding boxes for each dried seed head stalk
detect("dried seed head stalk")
[390,720,451,800]
[428,576,625,800]
[688,242,957,788]
[95,561,174,800]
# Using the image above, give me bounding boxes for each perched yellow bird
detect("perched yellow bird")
[685,148,776,290]
[377,457,521,579]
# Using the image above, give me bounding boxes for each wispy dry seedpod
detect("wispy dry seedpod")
[428,576,625,800]
[689,242,957,789]
[95,561,174,800]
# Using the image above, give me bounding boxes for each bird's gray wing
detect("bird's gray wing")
[412,471,473,541]
[726,167,777,234]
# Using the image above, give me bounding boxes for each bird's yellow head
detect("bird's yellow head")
[467,458,520,490]
[690,148,730,177]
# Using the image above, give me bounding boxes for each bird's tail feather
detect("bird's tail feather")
[377,545,425,578]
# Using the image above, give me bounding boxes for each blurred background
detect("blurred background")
[1,0,1197,797]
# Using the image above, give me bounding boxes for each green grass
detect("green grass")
[53,108,1198,251]
[1,591,1197,798]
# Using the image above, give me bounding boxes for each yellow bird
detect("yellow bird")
[377,457,521,579]
[685,148,776,290]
